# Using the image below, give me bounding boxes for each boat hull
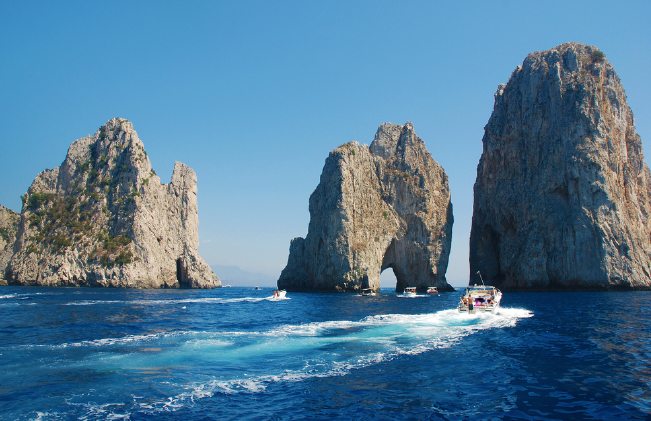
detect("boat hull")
[458,302,500,314]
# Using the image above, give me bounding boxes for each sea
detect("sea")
[0,286,649,420]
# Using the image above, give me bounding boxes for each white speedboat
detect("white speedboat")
[360,288,375,296]
[458,284,502,314]
[403,287,417,296]
[272,290,286,299]
[427,287,438,294]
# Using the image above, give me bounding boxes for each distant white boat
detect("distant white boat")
[224,285,232,288]
[255,286,260,290]
[427,287,438,294]
[403,287,417,296]
[360,288,375,296]
[272,290,286,299]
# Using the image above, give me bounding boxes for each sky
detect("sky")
[1,1,650,288]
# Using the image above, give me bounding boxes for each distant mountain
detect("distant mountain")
[210,265,276,286]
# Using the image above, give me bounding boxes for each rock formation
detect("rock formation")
[470,43,651,291]
[7,118,220,288]
[278,122,454,292]
[0,205,20,285]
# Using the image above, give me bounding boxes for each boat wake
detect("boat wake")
[63,296,277,306]
[67,308,532,416]
[12,306,532,419]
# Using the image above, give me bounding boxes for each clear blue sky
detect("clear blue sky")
[1,1,649,287]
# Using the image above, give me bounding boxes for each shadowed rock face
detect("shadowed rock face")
[0,205,20,285]
[8,118,220,288]
[470,43,651,291]
[278,123,454,293]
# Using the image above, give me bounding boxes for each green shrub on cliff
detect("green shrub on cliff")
[26,192,56,210]
[115,250,133,265]
[592,49,606,61]
[0,227,9,243]
[28,214,42,226]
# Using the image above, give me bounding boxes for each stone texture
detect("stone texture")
[278,122,454,292]
[0,204,20,285]
[7,118,220,288]
[470,43,651,291]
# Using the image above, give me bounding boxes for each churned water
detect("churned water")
[0,286,649,420]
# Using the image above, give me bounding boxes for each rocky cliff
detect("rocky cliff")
[470,43,651,291]
[7,118,220,288]
[278,123,454,292]
[0,205,20,285]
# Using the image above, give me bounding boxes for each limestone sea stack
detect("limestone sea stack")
[470,43,651,291]
[7,118,220,288]
[278,123,454,293]
[0,205,20,285]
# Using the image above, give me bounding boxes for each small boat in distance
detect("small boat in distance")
[403,287,417,296]
[255,286,260,290]
[272,290,286,299]
[427,287,438,294]
[360,288,375,296]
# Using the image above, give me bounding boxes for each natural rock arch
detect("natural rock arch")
[278,123,455,293]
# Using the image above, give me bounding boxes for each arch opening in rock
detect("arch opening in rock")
[380,266,397,290]
[176,258,188,287]
[380,239,410,292]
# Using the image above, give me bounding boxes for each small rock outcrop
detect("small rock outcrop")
[0,205,20,285]
[278,123,454,292]
[7,118,220,288]
[470,43,651,291]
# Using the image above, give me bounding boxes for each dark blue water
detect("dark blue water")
[0,287,649,420]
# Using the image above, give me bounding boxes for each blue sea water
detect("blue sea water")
[0,286,649,420]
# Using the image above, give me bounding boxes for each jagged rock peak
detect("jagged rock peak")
[7,118,220,288]
[470,43,651,291]
[278,122,454,293]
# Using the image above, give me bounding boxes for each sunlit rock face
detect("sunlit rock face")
[470,43,651,291]
[8,118,220,288]
[278,122,454,293]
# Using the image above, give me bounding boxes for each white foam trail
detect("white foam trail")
[0,294,16,299]
[64,297,272,306]
[40,330,204,349]
[141,307,534,411]
[47,307,533,418]
[64,300,122,306]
